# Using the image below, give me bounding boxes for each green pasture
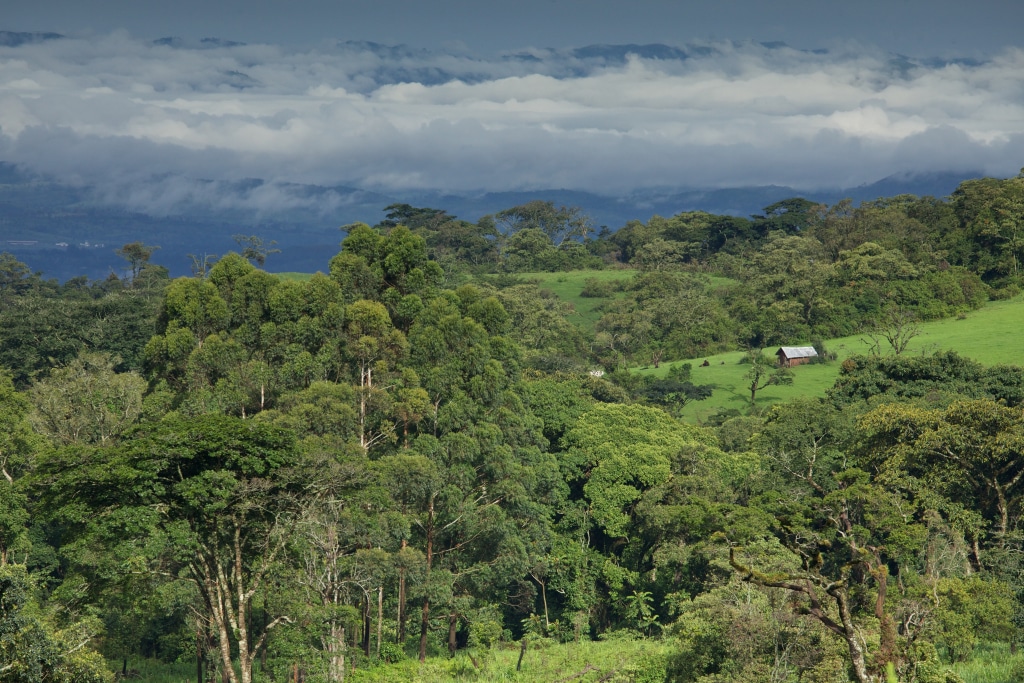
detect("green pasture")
[519,269,737,333]
[637,295,1024,423]
[518,269,635,331]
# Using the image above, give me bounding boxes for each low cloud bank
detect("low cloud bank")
[1,33,1022,213]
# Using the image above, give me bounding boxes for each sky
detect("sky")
[1,1,1023,214]
[8,0,1024,57]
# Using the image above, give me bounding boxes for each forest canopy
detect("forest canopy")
[1,173,1024,682]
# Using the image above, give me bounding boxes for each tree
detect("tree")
[0,564,112,683]
[0,252,33,304]
[743,349,792,407]
[232,234,280,268]
[828,350,1024,408]
[187,252,219,278]
[0,370,37,566]
[28,352,146,447]
[875,305,921,356]
[381,425,556,662]
[115,242,159,284]
[739,235,834,342]
[494,201,592,246]
[639,366,714,413]
[950,176,1024,282]
[729,404,930,683]
[859,399,1024,542]
[756,197,820,235]
[288,447,398,681]
[560,403,717,539]
[343,300,408,453]
[37,414,304,683]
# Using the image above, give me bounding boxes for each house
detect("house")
[776,346,818,368]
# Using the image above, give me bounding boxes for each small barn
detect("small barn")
[776,346,818,368]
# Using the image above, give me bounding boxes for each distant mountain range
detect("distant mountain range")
[0,163,982,281]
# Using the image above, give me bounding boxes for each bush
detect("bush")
[992,282,1022,300]
[378,641,406,663]
[1010,657,1024,682]
[580,277,622,298]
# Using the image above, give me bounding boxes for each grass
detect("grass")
[518,269,636,332]
[635,295,1024,423]
[109,657,195,682]
[952,642,1024,683]
[349,637,670,683]
[118,638,668,682]
[518,269,738,334]
[115,639,1018,683]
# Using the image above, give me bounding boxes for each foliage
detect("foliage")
[0,564,112,683]
[2,183,1024,682]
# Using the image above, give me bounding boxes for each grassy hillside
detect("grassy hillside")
[518,269,635,332]
[519,269,737,333]
[636,295,1024,422]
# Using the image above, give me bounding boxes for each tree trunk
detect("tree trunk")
[233,525,254,683]
[261,598,268,673]
[376,586,383,659]
[419,496,435,663]
[448,612,457,656]
[397,540,407,644]
[540,580,549,630]
[873,561,896,676]
[197,626,204,683]
[209,582,238,683]
[419,596,430,663]
[362,593,371,657]
[835,590,873,683]
[326,625,345,683]
[996,483,1009,541]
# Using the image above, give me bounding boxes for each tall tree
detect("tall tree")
[115,242,159,285]
[494,201,593,246]
[37,414,304,683]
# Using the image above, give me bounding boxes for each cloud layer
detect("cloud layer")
[1,32,1022,213]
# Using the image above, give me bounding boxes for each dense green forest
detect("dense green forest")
[1,173,1023,683]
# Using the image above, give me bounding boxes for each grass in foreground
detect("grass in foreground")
[350,637,670,683]
[952,642,1024,683]
[117,638,668,682]
[637,295,1024,422]
[120,638,1014,683]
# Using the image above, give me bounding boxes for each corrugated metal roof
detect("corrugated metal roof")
[777,346,818,358]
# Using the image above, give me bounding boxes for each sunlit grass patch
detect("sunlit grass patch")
[518,269,636,332]
[637,294,1024,423]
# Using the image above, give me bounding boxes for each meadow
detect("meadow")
[518,269,636,332]
[518,269,736,333]
[634,294,1024,421]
